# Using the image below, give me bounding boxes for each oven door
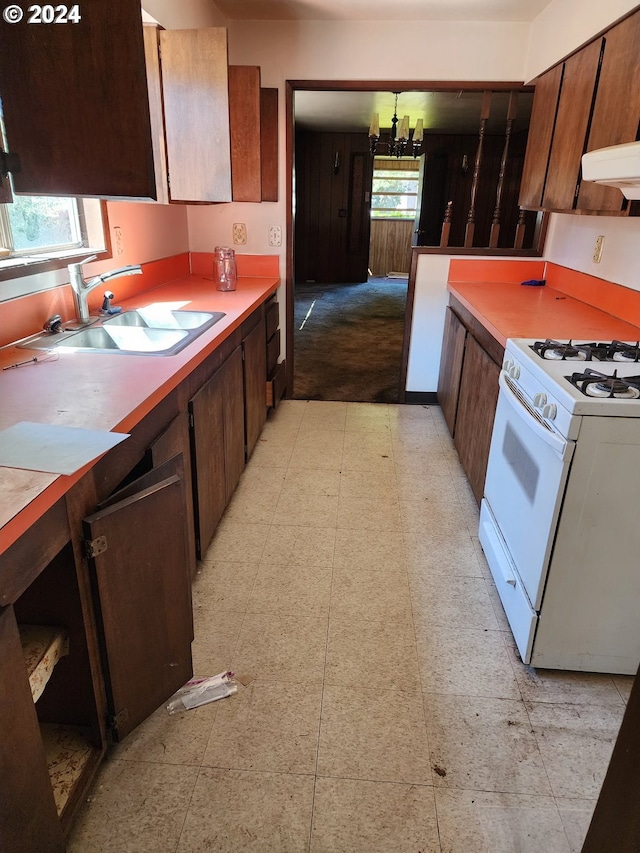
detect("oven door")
[483,372,575,610]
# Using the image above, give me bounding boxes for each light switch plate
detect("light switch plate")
[268,225,282,247]
[233,223,247,245]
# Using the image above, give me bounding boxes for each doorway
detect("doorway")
[285,81,534,403]
[291,122,408,402]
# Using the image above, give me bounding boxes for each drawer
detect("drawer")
[266,359,286,409]
[478,500,537,665]
[265,299,279,342]
[266,329,280,375]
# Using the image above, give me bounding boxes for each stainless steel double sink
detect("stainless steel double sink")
[21,307,226,356]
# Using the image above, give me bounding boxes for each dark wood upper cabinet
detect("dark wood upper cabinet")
[261,88,280,202]
[518,65,563,210]
[229,66,262,202]
[542,37,603,211]
[0,0,156,199]
[520,8,640,215]
[159,28,232,203]
[227,69,279,203]
[576,11,640,212]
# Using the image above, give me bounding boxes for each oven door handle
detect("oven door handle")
[498,372,573,461]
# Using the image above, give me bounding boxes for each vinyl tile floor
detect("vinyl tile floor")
[67,400,633,853]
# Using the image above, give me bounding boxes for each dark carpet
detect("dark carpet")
[293,276,408,403]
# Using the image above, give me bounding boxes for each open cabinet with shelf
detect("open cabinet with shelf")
[0,537,106,853]
[13,543,105,835]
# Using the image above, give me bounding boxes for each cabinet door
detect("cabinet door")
[83,472,192,741]
[222,347,246,498]
[160,28,232,203]
[454,336,501,506]
[261,89,279,202]
[542,38,603,210]
[189,364,227,557]
[518,65,563,209]
[243,317,268,459]
[0,607,65,853]
[437,307,467,436]
[577,11,640,212]
[0,0,156,198]
[189,348,245,557]
[149,416,197,581]
[229,66,262,202]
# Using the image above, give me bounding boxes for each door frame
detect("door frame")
[284,79,529,402]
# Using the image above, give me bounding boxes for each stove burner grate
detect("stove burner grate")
[533,339,640,363]
[605,340,640,363]
[532,339,595,361]
[567,368,640,399]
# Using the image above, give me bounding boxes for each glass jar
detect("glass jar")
[213,246,237,291]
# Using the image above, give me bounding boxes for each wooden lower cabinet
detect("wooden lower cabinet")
[453,335,501,505]
[0,606,66,853]
[437,303,502,506]
[437,307,467,434]
[0,533,105,852]
[265,293,286,409]
[242,313,268,459]
[0,302,274,847]
[189,346,245,557]
[83,461,193,741]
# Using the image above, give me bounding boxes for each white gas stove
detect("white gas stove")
[479,337,640,674]
[504,338,640,427]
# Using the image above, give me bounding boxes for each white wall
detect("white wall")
[544,213,640,292]
[406,255,452,393]
[187,18,531,276]
[525,0,639,81]
[178,2,640,393]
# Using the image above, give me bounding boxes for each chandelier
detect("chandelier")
[368,92,424,158]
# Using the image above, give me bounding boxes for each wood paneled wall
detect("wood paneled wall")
[369,220,413,276]
[415,130,532,248]
[294,130,372,284]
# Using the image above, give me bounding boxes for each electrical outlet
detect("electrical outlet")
[268,225,282,247]
[114,226,124,256]
[593,234,605,263]
[233,223,247,245]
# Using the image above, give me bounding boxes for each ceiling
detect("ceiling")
[210,0,547,137]
[214,0,552,22]
[294,89,534,135]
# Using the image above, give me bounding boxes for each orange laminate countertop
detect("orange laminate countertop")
[448,280,640,347]
[0,274,279,555]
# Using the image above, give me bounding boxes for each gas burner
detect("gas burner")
[567,368,640,399]
[606,340,640,363]
[532,339,595,361]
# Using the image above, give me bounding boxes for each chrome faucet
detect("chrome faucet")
[67,255,142,323]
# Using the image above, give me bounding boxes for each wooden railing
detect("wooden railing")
[431,89,540,252]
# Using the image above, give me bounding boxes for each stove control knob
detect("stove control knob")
[508,363,521,380]
[533,392,547,408]
[542,403,557,420]
[503,358,513,374]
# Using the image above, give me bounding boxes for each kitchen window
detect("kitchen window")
[371,160,420,220]
[0,195,109,282]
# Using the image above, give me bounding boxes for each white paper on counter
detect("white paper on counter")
[0,421,129,475]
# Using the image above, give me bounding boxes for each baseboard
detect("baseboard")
[404,392,439,405]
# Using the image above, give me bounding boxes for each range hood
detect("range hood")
[581,141,640,199]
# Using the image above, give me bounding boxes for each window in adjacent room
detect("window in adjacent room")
[370,158,420,220]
